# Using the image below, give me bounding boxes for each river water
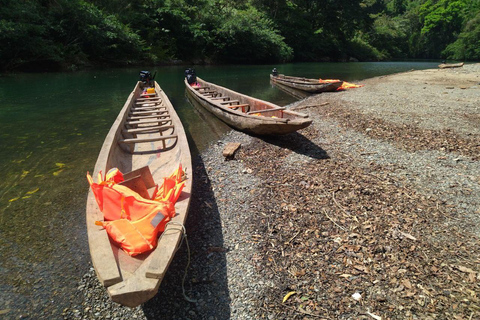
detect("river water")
[0,61,440,318]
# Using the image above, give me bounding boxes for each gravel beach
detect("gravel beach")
[68,64,479,319]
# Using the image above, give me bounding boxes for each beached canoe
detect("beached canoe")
[270,79,312,100]
[438,62,464,69]
[184,77,312,135]
[86,80,192,307]
[270,74,343,93]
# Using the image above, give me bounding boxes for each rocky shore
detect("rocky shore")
[69,64,479,319]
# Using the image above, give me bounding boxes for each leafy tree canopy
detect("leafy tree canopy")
[1,0,479,71]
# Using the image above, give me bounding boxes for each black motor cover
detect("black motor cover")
[185,68,197,85]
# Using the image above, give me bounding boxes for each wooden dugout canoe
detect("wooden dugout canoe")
[184,77,312,135]
[86,81,192,307]
[270,74,343,93]
[438,62,464,69]
[270,79,312,100]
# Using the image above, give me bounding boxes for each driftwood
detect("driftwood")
[223,142,241,159]
[293,102,329,111]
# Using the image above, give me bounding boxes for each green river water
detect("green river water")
[0,61,440,318]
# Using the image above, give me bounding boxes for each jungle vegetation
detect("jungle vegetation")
[1,0,479,71]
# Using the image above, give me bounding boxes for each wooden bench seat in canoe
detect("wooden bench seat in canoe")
[193,86,209,90]
[122,124,174,134]
[132,105,166,111]
[210,96,227,100]
[130,109,167,116]
[140,93,157,97]
[227,104,250,112]
[128,112,169,121]
[220,100,240,105]
[125,118,171,126]
[120,134,178,144]
[136,96,162,101]
[247,107,285,114]
[135,101,161,106]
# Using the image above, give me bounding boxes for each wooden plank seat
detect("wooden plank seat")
[247,107,285,114]
[136,101,161,106]
[193,86,209,90]
[136,97,161,102]
[128,113,169,121]
[204,94,219,98]
[210,96,227,100]
[220,100,240,105]
[122,124,174,134]
[140,93,157,97]
[130,109,167,116]
[137,96,162,101]
[126,118,171,126]
[120,134,178,144]
[227,104,250,112]
[200,90,217,94]
[132,106,165,111]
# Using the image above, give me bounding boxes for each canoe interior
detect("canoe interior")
[185,77,312,135]
[86,81,192,307]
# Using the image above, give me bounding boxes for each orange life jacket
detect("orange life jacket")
[87,172,169,221]
[95,200,175,256]
[87,165,186,256]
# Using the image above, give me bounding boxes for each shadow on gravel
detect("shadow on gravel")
[260,131,329,159]
[142,154,230,319]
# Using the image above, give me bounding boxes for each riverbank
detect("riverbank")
[68,64,479,319]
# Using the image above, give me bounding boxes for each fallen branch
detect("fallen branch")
[332,190,352,217]
[293,102,329,111]
[323,208,346,231]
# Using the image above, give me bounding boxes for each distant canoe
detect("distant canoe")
[86,81,192,307]
[185,77,312,135]
[270,74,343,93]
[438,62,464,69]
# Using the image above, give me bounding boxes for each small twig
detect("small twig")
[286,230,301,245]
[210,267,221,277]
[323,209,346,231]
[332,190,352,217]
[293,102,329,111]
[284,305,330,318]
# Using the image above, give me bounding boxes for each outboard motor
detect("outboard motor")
[271,68,278,76]
[139,70,155,87]
[185,68,197,85]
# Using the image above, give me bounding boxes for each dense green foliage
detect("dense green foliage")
[1,0,479,71]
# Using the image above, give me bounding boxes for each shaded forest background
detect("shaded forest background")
[1,0,479,71]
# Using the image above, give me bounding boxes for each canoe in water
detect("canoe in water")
[185,77,312,135]
[270,74,343,93]
[85,80,192,307]
[438,62,464,69]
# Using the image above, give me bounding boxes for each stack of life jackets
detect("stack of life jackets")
[86,165,186,256]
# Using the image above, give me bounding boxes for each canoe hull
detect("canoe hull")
[185,78,312,135]
[438,62,464,69]
[270,80,312,100]
[86,81,192,307]
[270,74,343,93]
